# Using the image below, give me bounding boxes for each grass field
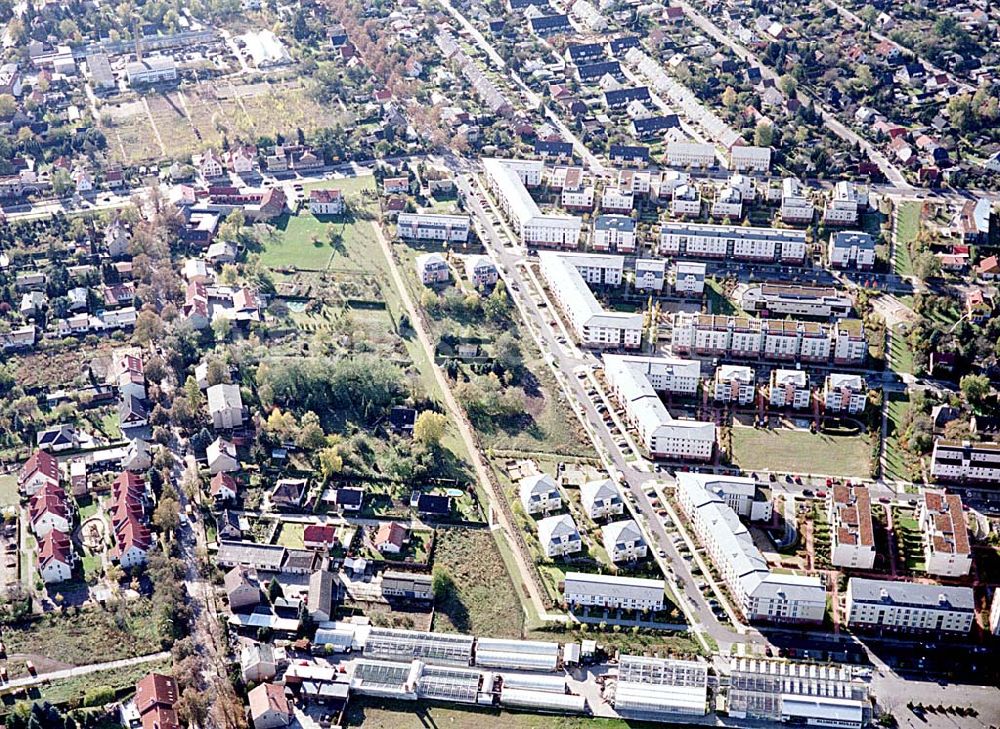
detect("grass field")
[0,475,18,508]
[889,326,914,375]
[344,699,654,729]
[731,426,871,477]
[275,522,305,549]
[431,528,524,639]
[884,391,922,482]
[2,599,166,665]
[894,201,922,277]
[895,511,926,572]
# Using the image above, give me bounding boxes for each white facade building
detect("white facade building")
[538,252,642,349]
[484,158,581,248]
[917,490,972,577]
[579,478,623,520]
[602,519,647,563]
[464,255,499,288]
[729,145,771,172]
[769,369,811,409]
[601,187,634,214]
[710,186,743,219]
[537,513,582,557]
[780,177,814,223]
[823,373,867,414]
[659,222,807,263]
[397,213,470,243]
[829,485,876,569]
[634,258,666,291]
[713,364,755,405]
[563,572,664,612]
[592,215,636,253]
[846,578,975,634]
[741,284,852,318]
[415,253,450,284]
[670,184,701,216]
[603,355,715,461]
[828,231,876,270]
[823,180,860,225]
[518,473,562,515]
[931,439,1000,483]
[672,261,706,295]
[666,142,715,168]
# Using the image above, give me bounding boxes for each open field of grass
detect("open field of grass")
[884,392,922,482]
[731,426,871,478]
[0,475,18,508]
[894,511,926,572]
[894,201,922,277]
[344,699,654,729]
[2,599,166,666]
[889,327,914,376]
[431,527,524,639]
[275,522,304,549]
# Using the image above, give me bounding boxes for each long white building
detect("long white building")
[930,439,1000,483]
[397,213,471,242]
[612,656,708,717]
[672,313,867,364]
[563,572,664,611]
[846,578,975,634]
[740,284,852,318]
[539,252,642,349]
[603,355,715,461]
[483,158,582,248]
[677,474,825,624]
[659,222,807,263]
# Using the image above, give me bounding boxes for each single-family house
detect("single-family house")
[207,437,239,474]
[519,473,562,515]
[537,514,582,557]
[248,683,293,729]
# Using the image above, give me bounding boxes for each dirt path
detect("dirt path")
[369,221,554,623]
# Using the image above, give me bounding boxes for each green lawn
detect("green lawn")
[706,277,740,316]
[0,475,18,508]
[4,657,171,712]
[884,392,922,482]
[275,522,304,549]
[731,426,871,478]
[258,212,342,270]
[895,511,927,572]
[888,327,914,376]
[894,201,921,277]
[431,527,525,639]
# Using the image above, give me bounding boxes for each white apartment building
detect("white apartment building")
[634,258,666,291]
[728,173,757,201]
[710,186,742,219]
[677,475,825,624]
[917,490,972,577]
[654,170,690,199]
[780,177,814,223]
[415,253,449,284]
[563,572,665,612]
[672,261,706,295]
[823,373,867,414]
[484,158,582,248]
[823,180,860,226]
[931,439,1000,483]
[678,473,772,522]
[769,369,811,409]
[592,215,636,253]
[670,184,701,216]
[846,578,975,634]
[828,231,876,270]
[672,313,866,364]
[601,187,634,213]
[537,514,582,557]
[829,485,876,569]
[603,355,716,461]
[740,284,852,318]
[659,222,807,263]
[618,169,652,195]
[539,252,642,349]
[464,255,499,288]
[713,364,756,405]
[125,56,177,85]
[580,478,623,520]
[558,168,595,210]
[666,142,715,168]
[397,213,471,243]
[729,144,771,172]
[602,519,648,563]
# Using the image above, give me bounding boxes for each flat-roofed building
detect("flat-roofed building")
[397,213,470,242]
[592,214,636,252]
[917,490,972,577]
[741,284,852,319]
[678,473,772,521]
[558,167,595,211]
[539,252,642,349]
[845,578,975,634]
[484,158,581,248]
[931,439,1000,483]
[829,485,875,569]
[769,369,811,409]
[672,261,706,295]
[713,364,755,405]
[601,187,634,214]
[729,658,868,728]
[823,373,867,414]
[711,185,743,219]
[613,656,708,717]
[670,184,701,217]
[125,56,177,86]
[604,355,715,461]
[823,180,860,225]
[780,177,814,224]
[828,231,876,270]
[659,222,807,263]
[634,258,666,291]
[87,53,115,90]
[677,476,825,623]
[563,572,664,611]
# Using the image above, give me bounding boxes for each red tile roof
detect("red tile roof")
[922,490,970,555]
[832,484,874,547]
[303,524,337,545]
[19,450,59,487]
[37,529,72,568]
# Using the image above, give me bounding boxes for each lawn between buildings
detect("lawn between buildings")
[730,424,871,478]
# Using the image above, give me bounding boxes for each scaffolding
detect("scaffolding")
[363,627,474,666]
